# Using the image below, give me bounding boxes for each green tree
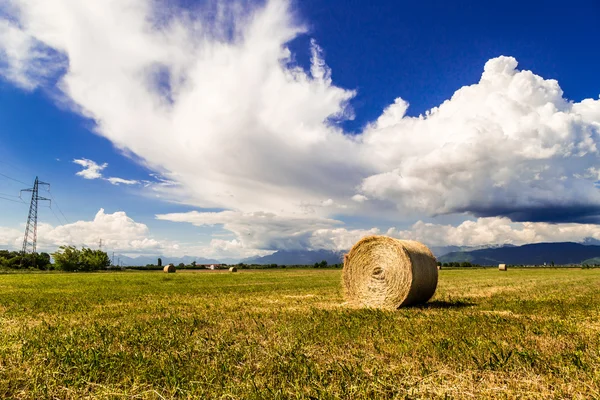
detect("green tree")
[8,255,23,269]
[52,246,81,271]
[52,246,110,271]
[81,248,110,271]
[158,257,162,267]
[36,252,51,270]
[0,251,24,269]
[0,250,50,270]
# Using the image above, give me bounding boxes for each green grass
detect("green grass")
[1,268,599,399]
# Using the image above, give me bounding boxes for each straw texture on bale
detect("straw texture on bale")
[342,236,438,309]
[229,267,238,273]
[499,263,507,271]
[163,264,176,273]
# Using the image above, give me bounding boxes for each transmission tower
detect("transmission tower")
[20,177,50,268]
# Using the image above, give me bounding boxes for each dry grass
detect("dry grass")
[0,268,599,399]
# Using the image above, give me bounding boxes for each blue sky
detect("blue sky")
[0,0,599,260]
[292,0,600,129]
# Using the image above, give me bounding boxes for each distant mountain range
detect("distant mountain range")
[439,242,600,265]
[110,237,600,267]
[429,244,513,257]
[242,249,345,265]
[581,237,600,246]
[240,245,512,265]
[246,241,600,266]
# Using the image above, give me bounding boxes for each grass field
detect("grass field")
[1,268,599,399]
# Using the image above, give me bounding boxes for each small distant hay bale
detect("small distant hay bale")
[499,263,507,271]
[163,264,176,273]
[342,236,438,309]
[229,267,238,273]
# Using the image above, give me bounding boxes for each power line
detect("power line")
[46,189,70,224]
[0,160,24,175]
[46,205,64,226]
[0,160,21,169]
[0,172,28,186]
[0,192,20,198]
[0,195,27,204]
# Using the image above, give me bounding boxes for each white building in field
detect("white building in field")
[198,264,225,270]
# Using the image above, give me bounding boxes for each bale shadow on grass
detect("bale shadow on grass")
[410,299,475,309]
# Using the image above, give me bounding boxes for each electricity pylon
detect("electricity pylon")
[20,177,50,268]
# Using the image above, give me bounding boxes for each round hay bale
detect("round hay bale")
[229,267,238,273]
[498,263,507,271]
[342,236,438,309]
[163,264,176,273]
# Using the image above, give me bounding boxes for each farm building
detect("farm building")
[198,264,226,270]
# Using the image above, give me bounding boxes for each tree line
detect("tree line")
[127,259,344,270]
[438,261,484,268]
[0,246,110,271]
[0,250,51,269]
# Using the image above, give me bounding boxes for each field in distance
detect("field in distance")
[1,268,599,399]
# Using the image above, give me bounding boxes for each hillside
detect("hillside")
[439,242,600,265]
[242,249,344,265]
[430,244,513,257]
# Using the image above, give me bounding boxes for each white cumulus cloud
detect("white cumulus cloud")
[39,208,163,252]
[73,158,140,186]
[0,208,164,254]
[73,158,107,180]
[351,194,368,203]
[388,217,600,247]
[0,0,362,215]
[156,210,342,250]
[0,0,599,252]
[155,211,600,252]
[0,226,22,248]
[0,17,66,90]
[106,177,140,186]
[359,56,600,223]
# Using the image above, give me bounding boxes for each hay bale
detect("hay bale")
[342,236,438,309]
[499,263,507,271]
[163,264,176,273]
[229,267,238,273]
